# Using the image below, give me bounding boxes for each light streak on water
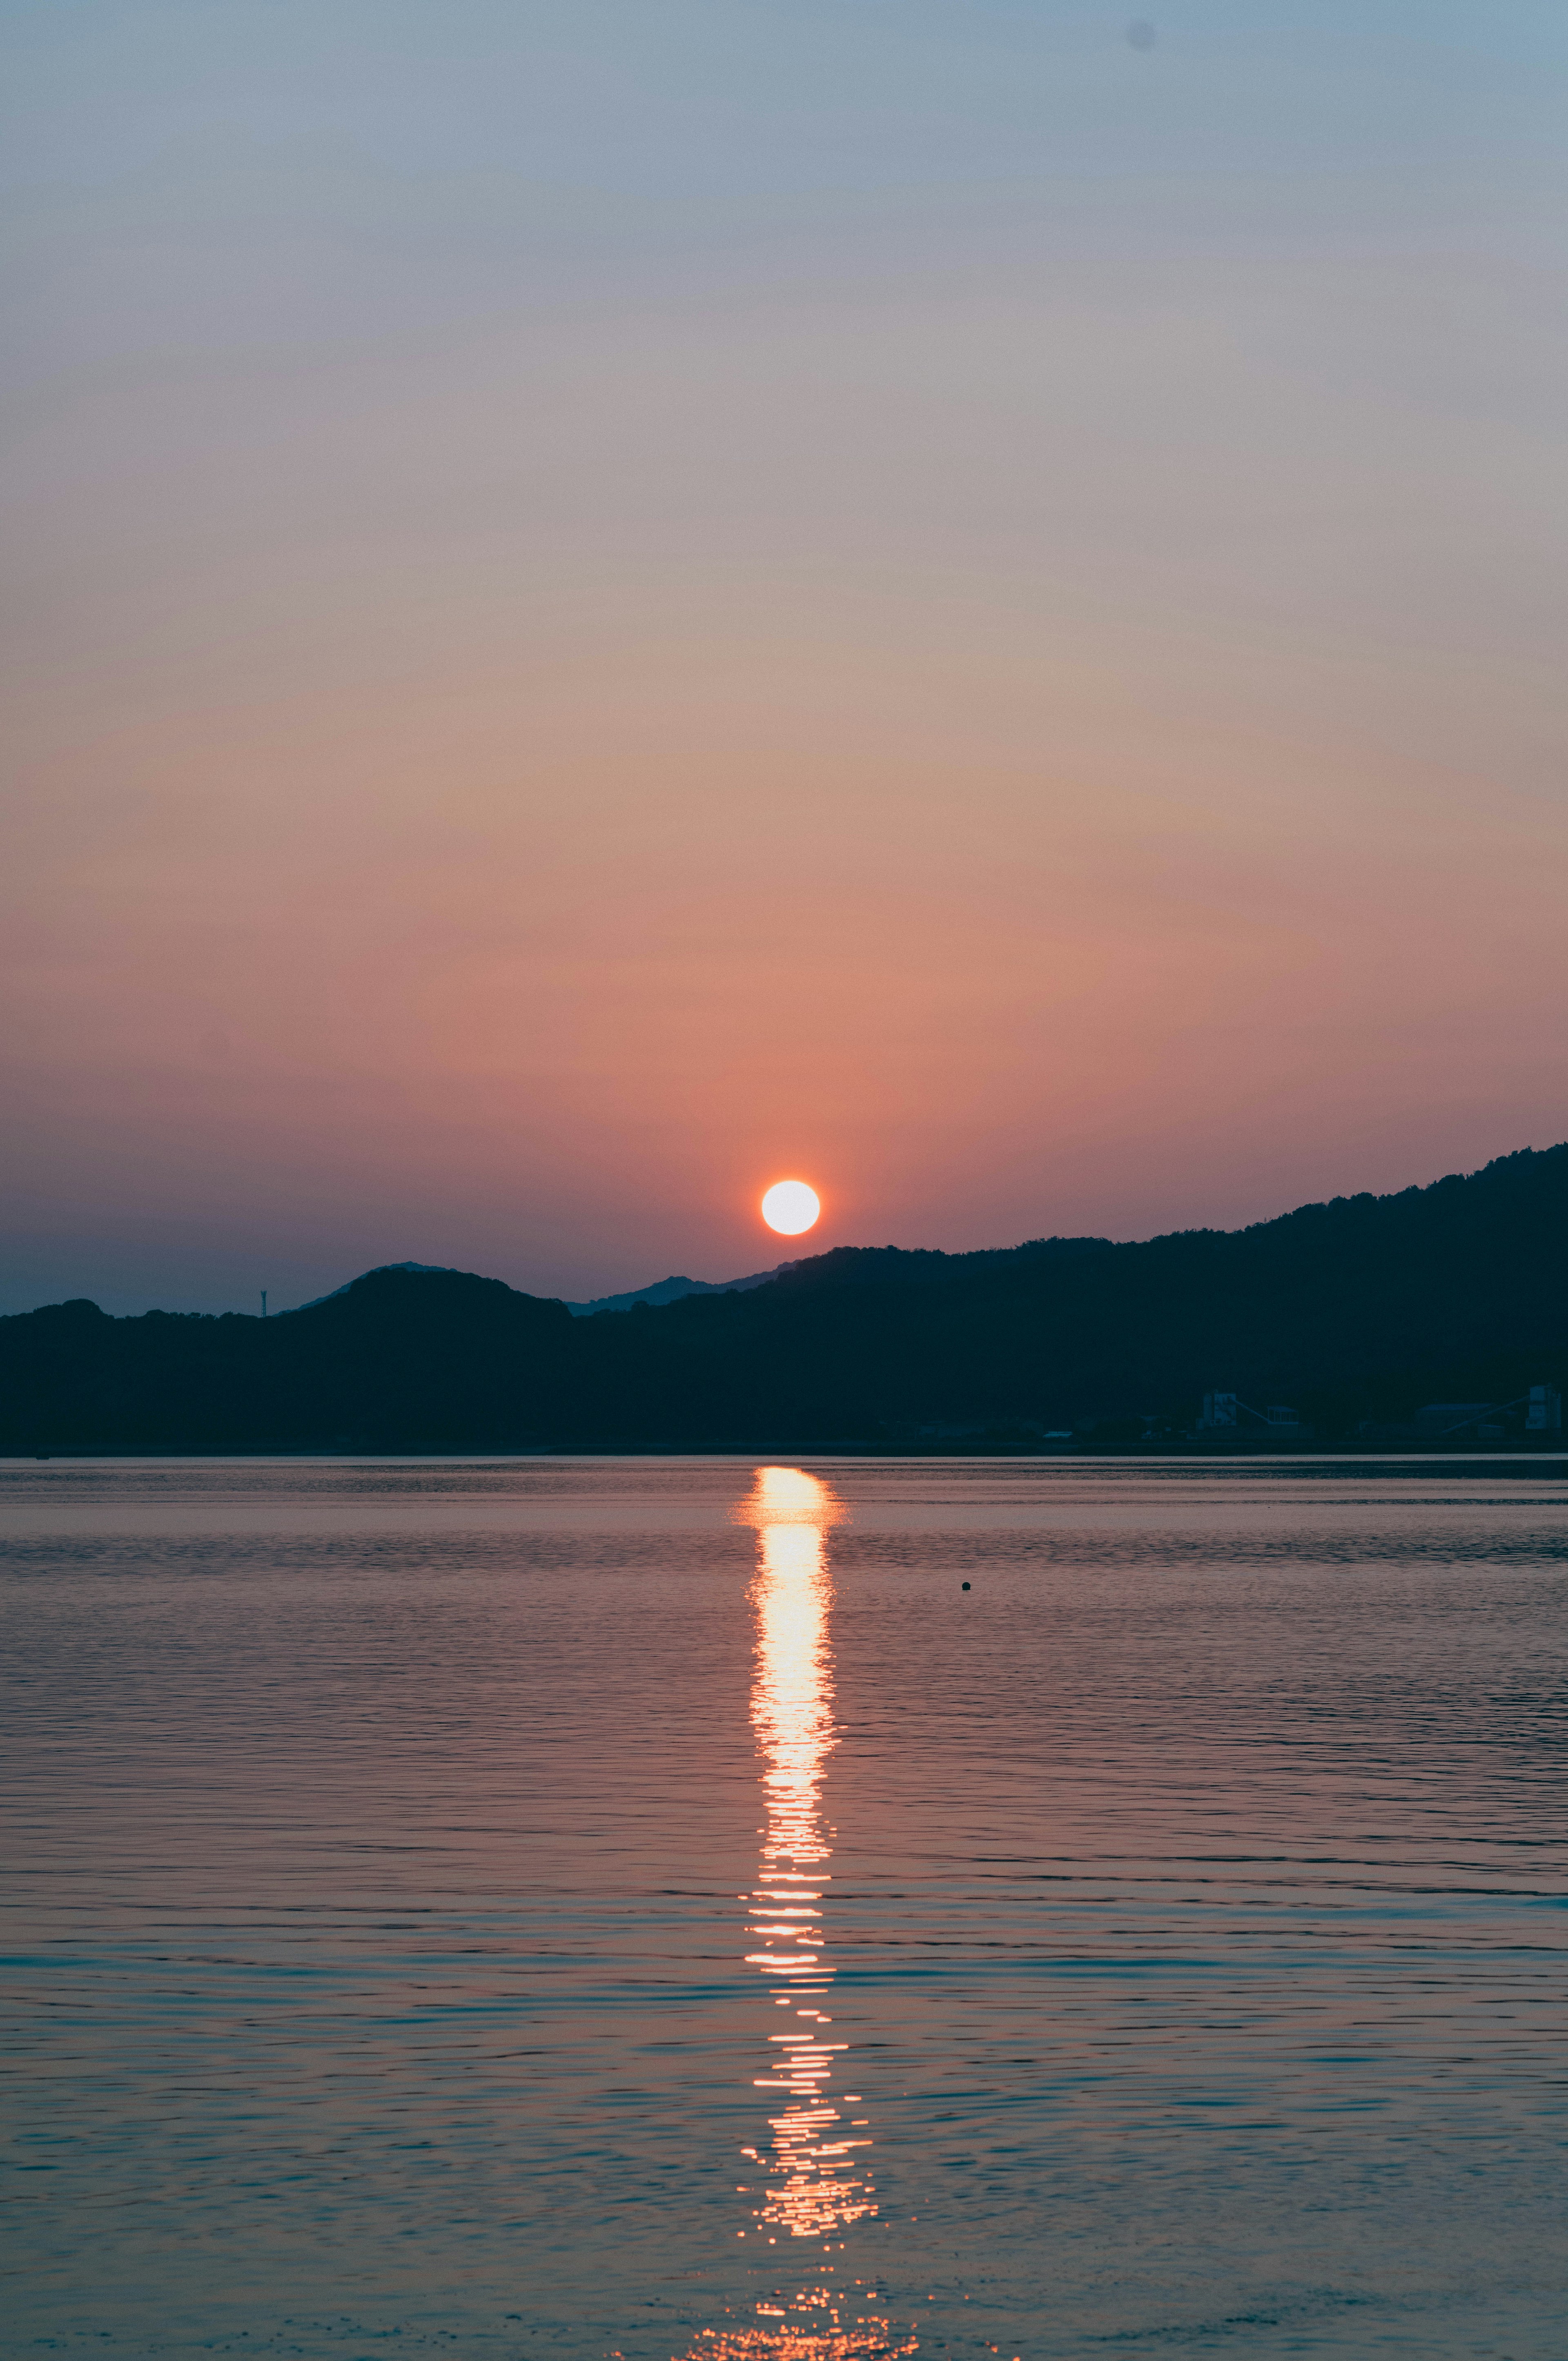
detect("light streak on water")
[679,1467,909,2359]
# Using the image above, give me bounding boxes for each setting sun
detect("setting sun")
[761,1180,820,1237]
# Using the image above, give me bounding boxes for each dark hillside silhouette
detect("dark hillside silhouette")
[2,1145,1564,1450]
[565,1145,1566,1441]
[1,1267,570,1452]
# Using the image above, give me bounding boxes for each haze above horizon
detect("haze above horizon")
[4,2,1566,1317]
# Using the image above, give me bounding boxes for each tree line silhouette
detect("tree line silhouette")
[2,1145,1564,1452]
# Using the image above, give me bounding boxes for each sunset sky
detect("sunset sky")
[4,2,1566,1314]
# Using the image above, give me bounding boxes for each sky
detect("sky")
[3,1,1566,1315]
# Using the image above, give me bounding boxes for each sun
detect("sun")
[761,1179,821,1237]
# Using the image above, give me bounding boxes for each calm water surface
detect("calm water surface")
[4,1456,1568,2359]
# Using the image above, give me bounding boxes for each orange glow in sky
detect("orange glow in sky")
[5,2,1566,1320]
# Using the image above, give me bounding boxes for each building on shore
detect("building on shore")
[1197,1392,1304,1437]
[1526,1384,1563,1433]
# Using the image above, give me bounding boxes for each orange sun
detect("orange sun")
[761,1180,821,1236]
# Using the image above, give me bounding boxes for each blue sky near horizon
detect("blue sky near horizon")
[3,2,1566,1313]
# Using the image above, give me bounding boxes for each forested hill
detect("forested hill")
[2,1145,1565,1450]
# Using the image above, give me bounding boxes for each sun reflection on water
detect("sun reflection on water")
[671,1468,915,2361]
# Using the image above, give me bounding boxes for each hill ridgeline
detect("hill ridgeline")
[3,1145,1565,1451]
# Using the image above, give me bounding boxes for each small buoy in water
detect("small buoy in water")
[962,1580,971,1590]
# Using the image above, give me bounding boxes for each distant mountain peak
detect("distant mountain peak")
[566,1263,793,1317]
[290,1258,797,1321]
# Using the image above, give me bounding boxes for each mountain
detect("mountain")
[3,1265,570,1453]
[564,1263,792,1317]
[2,1145,1565,1451]
[294,1260,466,1310]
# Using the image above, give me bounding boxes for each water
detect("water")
[4,1455,1568,2359]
